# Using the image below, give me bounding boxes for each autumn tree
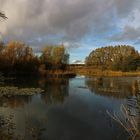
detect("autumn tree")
[40,46,53,69]
[41,45,69,70]
[0,42,8,72]
[86,45,140,71]
[53,45,69,69]
[0,42,5,52]
[0,41,39,75]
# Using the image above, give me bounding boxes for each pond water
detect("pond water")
[0,76,140,140]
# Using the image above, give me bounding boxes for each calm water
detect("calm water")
[0,76,140,140]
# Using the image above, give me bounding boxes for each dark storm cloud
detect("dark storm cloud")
[0,0,139,51]
[114,0,136,17]
[110,26,140,41]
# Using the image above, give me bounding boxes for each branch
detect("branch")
[0,12,7,19]
[106,104,140,140]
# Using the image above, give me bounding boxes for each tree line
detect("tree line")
[85,45,140,72]
[0,41,69,76]
[1,43,140,76]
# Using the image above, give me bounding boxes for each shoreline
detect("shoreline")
[73,68,140,77]
[2,69,140,77]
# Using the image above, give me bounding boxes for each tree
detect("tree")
[53,45,66,69]
[41,45,69,70]
[4,41,31,64]
[86,45,140,71]
[40,46,53,69]
[0,41,39,75]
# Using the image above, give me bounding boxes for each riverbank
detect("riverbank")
[72,68,140,77]
[0,86,44,97]
[2,67,140,78]
[39,70,76,78]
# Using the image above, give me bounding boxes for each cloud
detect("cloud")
[113,0,137,17]
[0,0,139,52]
[110,26,140,41]
[72,59,85,64]
[109,7,140,42]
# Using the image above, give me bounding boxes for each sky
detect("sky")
[0,0,140,63]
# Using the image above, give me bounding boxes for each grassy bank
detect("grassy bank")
[72,68,140,77]
[0,86,44,97]
[39,69,76,78]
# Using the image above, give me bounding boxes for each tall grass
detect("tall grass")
[73,68,140,77]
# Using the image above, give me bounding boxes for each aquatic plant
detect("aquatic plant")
[0,86,44,97]
[107,103,140,140]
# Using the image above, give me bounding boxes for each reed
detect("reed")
[74,68,140,77]
[0,86,44,97]
[107,104,140,140]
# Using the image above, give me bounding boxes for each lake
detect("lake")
[0,76,140,140]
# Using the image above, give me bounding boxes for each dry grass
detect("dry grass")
[74,68,140,77]
[107,104,140,140]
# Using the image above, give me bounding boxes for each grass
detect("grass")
[40,70,76,78]
[73,68,140,77]
[0,86,44,97]
[107,104,140,140]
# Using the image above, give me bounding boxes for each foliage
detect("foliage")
[40,44,69,70]
[0,41,39,75]
[0,86,44,97]
[86,45,140,72]
[0,41,70,76]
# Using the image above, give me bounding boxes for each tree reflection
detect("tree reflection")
[0,115,20,140]
[39,78,69,104]
[0,96,32,108]
[88,77,140,139]
[85,77,140,98]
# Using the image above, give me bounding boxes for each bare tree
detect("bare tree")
[0,11,7,19]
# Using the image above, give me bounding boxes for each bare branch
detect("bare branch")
[0,11,7,19]
[106,104,140,140]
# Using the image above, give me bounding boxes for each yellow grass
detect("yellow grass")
[74,68,140,77]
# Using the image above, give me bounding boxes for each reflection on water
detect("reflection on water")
[0,96,32,108]
[86,77,140,98]
[39,78,69,104]
[0,76,140,139]
[86,76,140,139]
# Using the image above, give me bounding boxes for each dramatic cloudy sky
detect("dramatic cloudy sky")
[0,0,140,63]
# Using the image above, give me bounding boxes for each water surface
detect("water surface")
[0,76,140,140]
